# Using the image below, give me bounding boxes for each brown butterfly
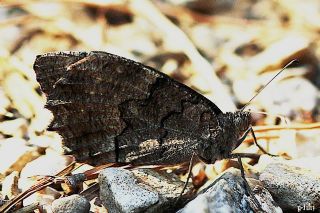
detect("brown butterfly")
[33,51,261,166]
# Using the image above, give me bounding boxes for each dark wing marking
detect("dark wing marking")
[34,51,222,165]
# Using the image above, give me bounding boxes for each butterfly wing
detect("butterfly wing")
[34,51,222,165]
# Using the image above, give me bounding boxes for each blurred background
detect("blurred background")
[0,0,320,211]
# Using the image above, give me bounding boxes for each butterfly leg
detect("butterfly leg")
[175,152,195,206]
[237,126,277,156]
[228,154,263,211]
[234,126,252,148]
[250,127,277,157]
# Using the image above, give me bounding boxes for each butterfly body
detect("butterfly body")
[34,51,251,166]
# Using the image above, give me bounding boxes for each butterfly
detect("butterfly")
[34,51,261,166]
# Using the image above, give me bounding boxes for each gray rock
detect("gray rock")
[99,168,158,213]
[99,167,192,213]
[247,178,282,213]
[178,168,281,213]
[259,163,320,210]
[51,194,90,213]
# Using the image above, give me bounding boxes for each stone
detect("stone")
[99,168,158,213]
[247,178,282,213]
[178,168,281,213]
[99,167,192,213]
[51,194,90,213]
[259,163,320,210]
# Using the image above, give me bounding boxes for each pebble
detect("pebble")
[259,162,320,210]
[247,178,282,213]
[51,194,90,213]
[178,168,281,213]
[99,168,158,213]
[99,167,192,213]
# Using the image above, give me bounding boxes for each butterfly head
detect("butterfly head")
[223,111,252,155]
[233,110,251,133]
[197,111,252,164]
[223,110,252,153]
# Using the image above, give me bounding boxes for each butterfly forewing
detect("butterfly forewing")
[34,51,222,165]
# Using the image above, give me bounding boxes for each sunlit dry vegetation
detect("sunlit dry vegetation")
[0,0,320,212]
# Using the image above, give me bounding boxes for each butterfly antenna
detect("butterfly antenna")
[241,60,298,111]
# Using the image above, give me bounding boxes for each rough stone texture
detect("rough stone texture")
[247,178,282,213]
[99,168,158,213]
[99,167,193,213]
[178,168,281,213]
[51,194,90,213]
[259,163,320,211]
